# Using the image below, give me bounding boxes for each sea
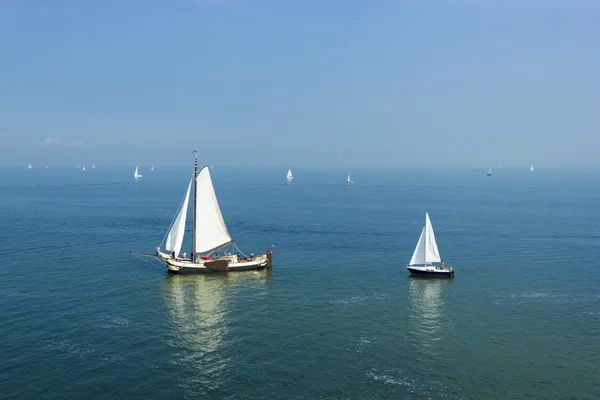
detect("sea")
[0,166,599,399]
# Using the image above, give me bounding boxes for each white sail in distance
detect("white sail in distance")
[165,177,192,257]
[286,169,293,181]
[194,166,232,254]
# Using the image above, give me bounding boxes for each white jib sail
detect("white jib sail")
[194,166,232,254]
[409,212,441,265]
[287,169,293,180]
[165,177,192,257]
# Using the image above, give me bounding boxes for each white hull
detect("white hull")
[159,252,271,274]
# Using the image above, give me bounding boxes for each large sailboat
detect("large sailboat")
[134,166,142,180]
[131,153,273,273]
[286,169,294,182]
[407,212,454,278]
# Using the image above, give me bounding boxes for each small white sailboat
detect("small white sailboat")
[487,165,492,176]
[151,166,154,172]
[27,164,33,169]
[45,165,48,169]
[134,166,142,180]
[530,165,534,172]
[131,153,273,273]
[407,212,454,278]
[286,169,294,182]
[82,166,86,171]
[346,173,354,184]
[92,164,96,169]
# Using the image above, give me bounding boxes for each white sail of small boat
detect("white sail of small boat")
[134,166,142,179]
[92,164,96,169]
[286,169,293,181]
[82,166,86,171]
[487,165,492,176]
[151,166,154,172]
[27,164,33,169]
[407,212,454,277]
[130,153,273,274]
[530,165,534,172]
[346,173,354,184]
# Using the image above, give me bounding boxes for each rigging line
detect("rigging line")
[134,253,162,268]
[159,173,194,249]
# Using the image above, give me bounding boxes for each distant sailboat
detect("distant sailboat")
[27,164,33,169]
[82,166,86,171]
[45,165,48,169]
[286,169,294,182]
[530,165,534,172]
[151,166,154,172]
[407,212,454,278]
[134,166,142,180]
[131,152,273,273]
[92,164,96,169]
[346,173,354,184]
[487,165,492,176]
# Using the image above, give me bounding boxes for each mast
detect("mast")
[191,151,198,259]
[424,212,427,266]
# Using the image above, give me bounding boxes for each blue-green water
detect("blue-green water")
[1,167,599,399]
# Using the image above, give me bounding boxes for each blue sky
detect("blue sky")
[1,0,598,167]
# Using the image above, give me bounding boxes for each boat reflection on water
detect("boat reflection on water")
[162,269,271,394]
[408,276,454,354]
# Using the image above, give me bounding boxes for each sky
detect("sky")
[0,0,599,168]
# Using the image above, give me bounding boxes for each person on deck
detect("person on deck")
[441,260,445,270]
[156,246,160,255]
[183,251,187,259]
[171,250,175,259]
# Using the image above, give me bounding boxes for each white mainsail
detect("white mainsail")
[151,166,154,172]
[165,177,192,257]
[286,169,293,181]
[194,166,232,254]
[27,164,33,169]
[409,212,441,266]
[134,166,142,179]
[82,166,86,171]
[530,165,534,172]
[488,165,492,175]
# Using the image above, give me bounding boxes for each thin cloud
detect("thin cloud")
[66,140,84,147]
[38,137,84,147]
[40,137,60,147]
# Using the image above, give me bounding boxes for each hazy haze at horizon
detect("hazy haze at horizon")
[1,1,598,167]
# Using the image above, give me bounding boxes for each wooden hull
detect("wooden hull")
[161,252,272,274]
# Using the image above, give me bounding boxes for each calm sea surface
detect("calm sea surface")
[1,166,599,399]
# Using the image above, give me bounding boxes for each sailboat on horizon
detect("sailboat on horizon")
[151,166,154,172]
[407,212,455,278]
[346,173,354,184]
[530,165,534,172]
[27,164,33,169]
[82,166,86,171]
[134,166,142,180]
[487,165,492,176]
[286,169,294,182]
[131,152,273,273]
